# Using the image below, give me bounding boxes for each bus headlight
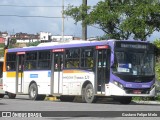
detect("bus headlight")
[113,81,124,89]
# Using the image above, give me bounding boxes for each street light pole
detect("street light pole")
[62,0,64,42]
[82,0,87,40]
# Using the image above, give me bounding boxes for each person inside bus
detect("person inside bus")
[7,65,11,71]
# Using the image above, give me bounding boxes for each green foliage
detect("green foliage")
[65,0,160,40]
[155,61,160,81]
[26,41,41,47]
[0,43,4,48]
[0,44,4,57]
[10,38,17,45]
[153,39,160,81]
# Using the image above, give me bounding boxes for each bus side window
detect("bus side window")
[81,48,94,69]
[65,49,80,69]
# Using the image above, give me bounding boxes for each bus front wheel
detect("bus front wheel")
[29,83,46,100]
[29,83,38,100]
[82,83,97,103]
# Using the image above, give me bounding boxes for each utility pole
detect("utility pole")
[82,0,87,40]
[62,0,64,42]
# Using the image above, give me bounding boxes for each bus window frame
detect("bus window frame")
[6,53,17,71]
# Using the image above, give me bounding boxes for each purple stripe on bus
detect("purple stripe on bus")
[7,40,146,52]
[8,41,108,52]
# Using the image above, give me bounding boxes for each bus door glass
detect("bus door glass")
[16,52,25,93]
[96,46,110,94]
[51,49,64,94]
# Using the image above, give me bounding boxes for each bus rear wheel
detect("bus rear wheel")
[29,83,46,101]
[82,83,97,103]
[119,97,132,104]
[8,93,16,99]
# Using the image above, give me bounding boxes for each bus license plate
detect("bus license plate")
[133,90,141,94]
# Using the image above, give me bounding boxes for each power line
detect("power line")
[0,4,93,8]
[0,5,65,7]
[0,14,69,18]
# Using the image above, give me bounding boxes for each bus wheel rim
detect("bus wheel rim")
[86,89,93,99]
[31,88,36,98]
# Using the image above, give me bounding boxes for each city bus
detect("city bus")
[2,40,155,104]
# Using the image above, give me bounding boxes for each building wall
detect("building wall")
[0,37,5,43]
[16,39,39,43]
[40,32,51,41]
[51,35,74,42]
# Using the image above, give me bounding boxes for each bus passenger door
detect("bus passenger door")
[51,49,64,94]
[95,46,110,94]
[16,52,25,93]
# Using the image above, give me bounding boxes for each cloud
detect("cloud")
[0,0,104,38]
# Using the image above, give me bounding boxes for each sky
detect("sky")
[0,0,104,38]
[0,0,159,41]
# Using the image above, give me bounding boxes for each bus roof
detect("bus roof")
[7,39,149,53]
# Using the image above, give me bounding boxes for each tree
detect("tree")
[65,0,160,40]
[153,39,160,81]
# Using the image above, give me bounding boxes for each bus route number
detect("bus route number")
[85,76,89,79]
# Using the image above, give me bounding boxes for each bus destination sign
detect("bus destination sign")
[115,42,151,49]
[120,43,147,49]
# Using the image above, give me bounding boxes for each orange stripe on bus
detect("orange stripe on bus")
[3,49,8,72]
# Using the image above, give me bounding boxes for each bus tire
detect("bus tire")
[29,83,46,100]
[60,96,75,102]
[8,93,16,99]
[82,83,97,103]
[29,83,39,100]
[0,94,4,98]
[119,97,132,104]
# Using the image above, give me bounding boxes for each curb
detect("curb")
[133,101,160,104]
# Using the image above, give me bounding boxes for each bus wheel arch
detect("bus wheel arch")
[28,81,46,101]
[81,81,97,103]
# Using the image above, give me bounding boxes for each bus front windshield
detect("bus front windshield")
[113,51,154,76]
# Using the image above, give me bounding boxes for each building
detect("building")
[0,31,8,38]
[0,37,5,44]
[51,35,81,42]
[4,31,81,44]
[11,32,40,43]
[51,35,74,42]
[40,32,51,42]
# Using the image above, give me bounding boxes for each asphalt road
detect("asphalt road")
[0,95,160,120]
